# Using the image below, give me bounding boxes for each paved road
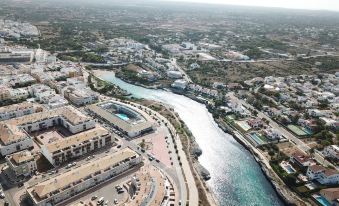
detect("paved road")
[93,100,191,205]
[228,93,311,153]
[128,101,198,206]
[172,58,192,83]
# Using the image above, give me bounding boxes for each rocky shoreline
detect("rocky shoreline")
[215,119,306,206]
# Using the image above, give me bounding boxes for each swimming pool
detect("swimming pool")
[280,161,296,174]
[248,133,266,145]
[116,113,130,121]
[285,165,296,173]
[313,195,331,206]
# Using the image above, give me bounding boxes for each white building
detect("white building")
[306,165,339,185]
[263,128,281,140]
[190,63,200,70]
[323,145,339,160]
[26,148,142,206]
[0,124,33,156]
[6,150,37,178]
[0,102,37,121]
[171,79,187,90]
[63,87,98,106]
[39,127,113,166]
[167,70,182,79]
[87,101,154,138]
[9,88,29,101]
[0,106,95,156]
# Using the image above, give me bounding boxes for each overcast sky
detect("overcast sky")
[167,0,339,11]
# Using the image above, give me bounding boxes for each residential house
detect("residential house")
[323,145,339,160]
[290,151,315,168]
[306,165,339,185]
[247,118,264,129]
[320,188,339,206]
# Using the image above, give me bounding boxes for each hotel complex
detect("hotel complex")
[87,101,154,138]
[26,148,142,206]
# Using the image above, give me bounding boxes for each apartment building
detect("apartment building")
[0,102,39,121]
[63,87,98,106]
[26,148,142,206]
[0,106,95,155]
[0,123,33,156]
[5,150,37,178]
[38,126,113,166]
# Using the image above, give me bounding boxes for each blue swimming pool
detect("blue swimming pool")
[313,195,331,206]
[284,164,296,174]
[249,133,265,145]
[116,113,130,121]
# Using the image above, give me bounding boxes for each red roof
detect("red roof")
[292,151,310,164]
[324,169,339,177]
[308,165,325,173]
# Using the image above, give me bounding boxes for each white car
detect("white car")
[0,192,5,198]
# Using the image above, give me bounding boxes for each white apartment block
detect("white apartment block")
[63,87,98,106]
[38,126,113,166]
[0,102,37,121]
[26,148,142,206]
[9,88,29,101]
[0,124,33,156]
[0,106,95,156]
[6,150,37,178]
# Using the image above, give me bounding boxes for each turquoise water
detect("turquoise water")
[99,72,284,206]
[116,113,130,121]
[314,195,331,206]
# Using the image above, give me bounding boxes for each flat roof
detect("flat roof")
[87,102,153,134]
[0,102,34,114]
[9,150,34,165]
[0,106,92,145]
[45,126,109,153]
[29,148,138,199]
[5,105,91,127]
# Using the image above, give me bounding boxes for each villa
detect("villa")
[319,188,339,206]
[290,151,315,168]
[306,165,339,185]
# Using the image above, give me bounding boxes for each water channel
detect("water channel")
[97,71,284,206]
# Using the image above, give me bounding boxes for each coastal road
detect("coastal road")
[228,93,311,153]
[128,101,199,206]
[172,58,192,83]
[92,97,194,206]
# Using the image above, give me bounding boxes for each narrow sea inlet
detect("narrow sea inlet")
[97,71,284,206]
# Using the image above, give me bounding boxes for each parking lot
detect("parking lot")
[65,167,140,206]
